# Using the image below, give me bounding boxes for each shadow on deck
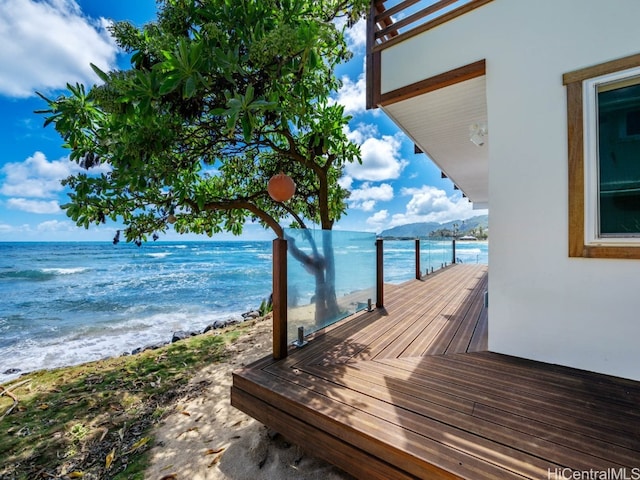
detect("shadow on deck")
[231,264,640,479]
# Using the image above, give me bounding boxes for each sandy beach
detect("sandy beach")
[144,314,354,480]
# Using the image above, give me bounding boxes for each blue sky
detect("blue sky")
[0,0,484,242]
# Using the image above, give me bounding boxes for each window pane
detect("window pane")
[597,81,640,236]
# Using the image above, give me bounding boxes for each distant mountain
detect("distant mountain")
[379,215,488,239]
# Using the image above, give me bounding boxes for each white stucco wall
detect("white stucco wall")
[381,0,640,381]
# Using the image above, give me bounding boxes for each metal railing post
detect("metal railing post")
[273,237,288,359]
[415,238,421,279]
[376,238,384,308]
[452,238,456,264]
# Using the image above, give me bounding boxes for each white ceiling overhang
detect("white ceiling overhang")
[381,75,489,208]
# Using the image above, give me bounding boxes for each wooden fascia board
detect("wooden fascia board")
[379,59,486,107]
[371,0,494,53]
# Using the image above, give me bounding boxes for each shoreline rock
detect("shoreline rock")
[135,307,267,354]
[1,305,271,382]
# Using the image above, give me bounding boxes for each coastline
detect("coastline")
[1,240,488,384]
[0,306,265,385]
[0,313,353,479]
[0,241,275,385]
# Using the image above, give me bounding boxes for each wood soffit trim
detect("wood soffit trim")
[379,59,486,106]
[375,0,421,24]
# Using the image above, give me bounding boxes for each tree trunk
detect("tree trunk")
[285,229,340,326]
[320,229,340,318]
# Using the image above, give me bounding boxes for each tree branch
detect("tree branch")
[286,234,324,272]
[267,129,324,175]
[198,198,283,238]
[281,204,308,230]
[280,203,323,259]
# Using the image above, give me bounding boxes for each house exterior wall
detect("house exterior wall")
[380,0,640,381]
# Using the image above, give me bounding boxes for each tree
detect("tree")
[37,0,368,321]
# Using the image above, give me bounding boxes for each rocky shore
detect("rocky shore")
[129,308,264,356]
[2,308,268,378]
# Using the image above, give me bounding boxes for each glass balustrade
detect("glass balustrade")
[285,228,376,345]
[280,231,487,349]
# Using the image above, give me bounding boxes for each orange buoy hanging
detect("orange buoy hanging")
[267,173,296,202]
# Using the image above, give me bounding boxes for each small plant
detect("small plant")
[65,423,90,457]
[259,297,273,317]
[69,423,89,442]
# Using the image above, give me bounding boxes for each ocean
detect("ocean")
[0,239,487,383]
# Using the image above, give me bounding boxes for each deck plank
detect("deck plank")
[467,306,488,351]
[235,362,544,479]
[295,361,627,472]
[231,384,426,480]
[376,356,640,455]
[364,266,487,360]
[439,273,488,354]
[232,264,640,479]
[233,370,507,479]
[302,357,640,468]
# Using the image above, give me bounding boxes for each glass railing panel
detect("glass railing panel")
[420,237,452,274]
[285,229,376,345]
[441,238,453,267]
[382,239,416,284]
[454,239,489,264]
[420,239,435,275]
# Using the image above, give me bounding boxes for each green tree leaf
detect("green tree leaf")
[36,0,369,317]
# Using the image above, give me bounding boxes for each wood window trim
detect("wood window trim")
[564,53,640,259]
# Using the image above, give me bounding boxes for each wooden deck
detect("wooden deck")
[231,264,640,479]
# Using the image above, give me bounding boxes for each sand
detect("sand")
[144,315,354,480]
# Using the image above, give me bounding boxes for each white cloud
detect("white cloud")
[36,219,74,232]
[366,209,389,229]
[389,186,485,226]
[359,200,376,211]
[0,0,118,97]
[338,175,353,190]
[402,186,455,214]
[345,122,378,144]
[345,126,408,181]
[334,16,366,53]
[345,19,366,52]
[1,152,74,198]
[7,198,61,214]
[0,218,119,241]
[335,72,367,116]
[348,182,394,211]
[1,151,109,198]
[0,151,109,214]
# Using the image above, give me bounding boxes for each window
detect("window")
[564,54,640,259]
